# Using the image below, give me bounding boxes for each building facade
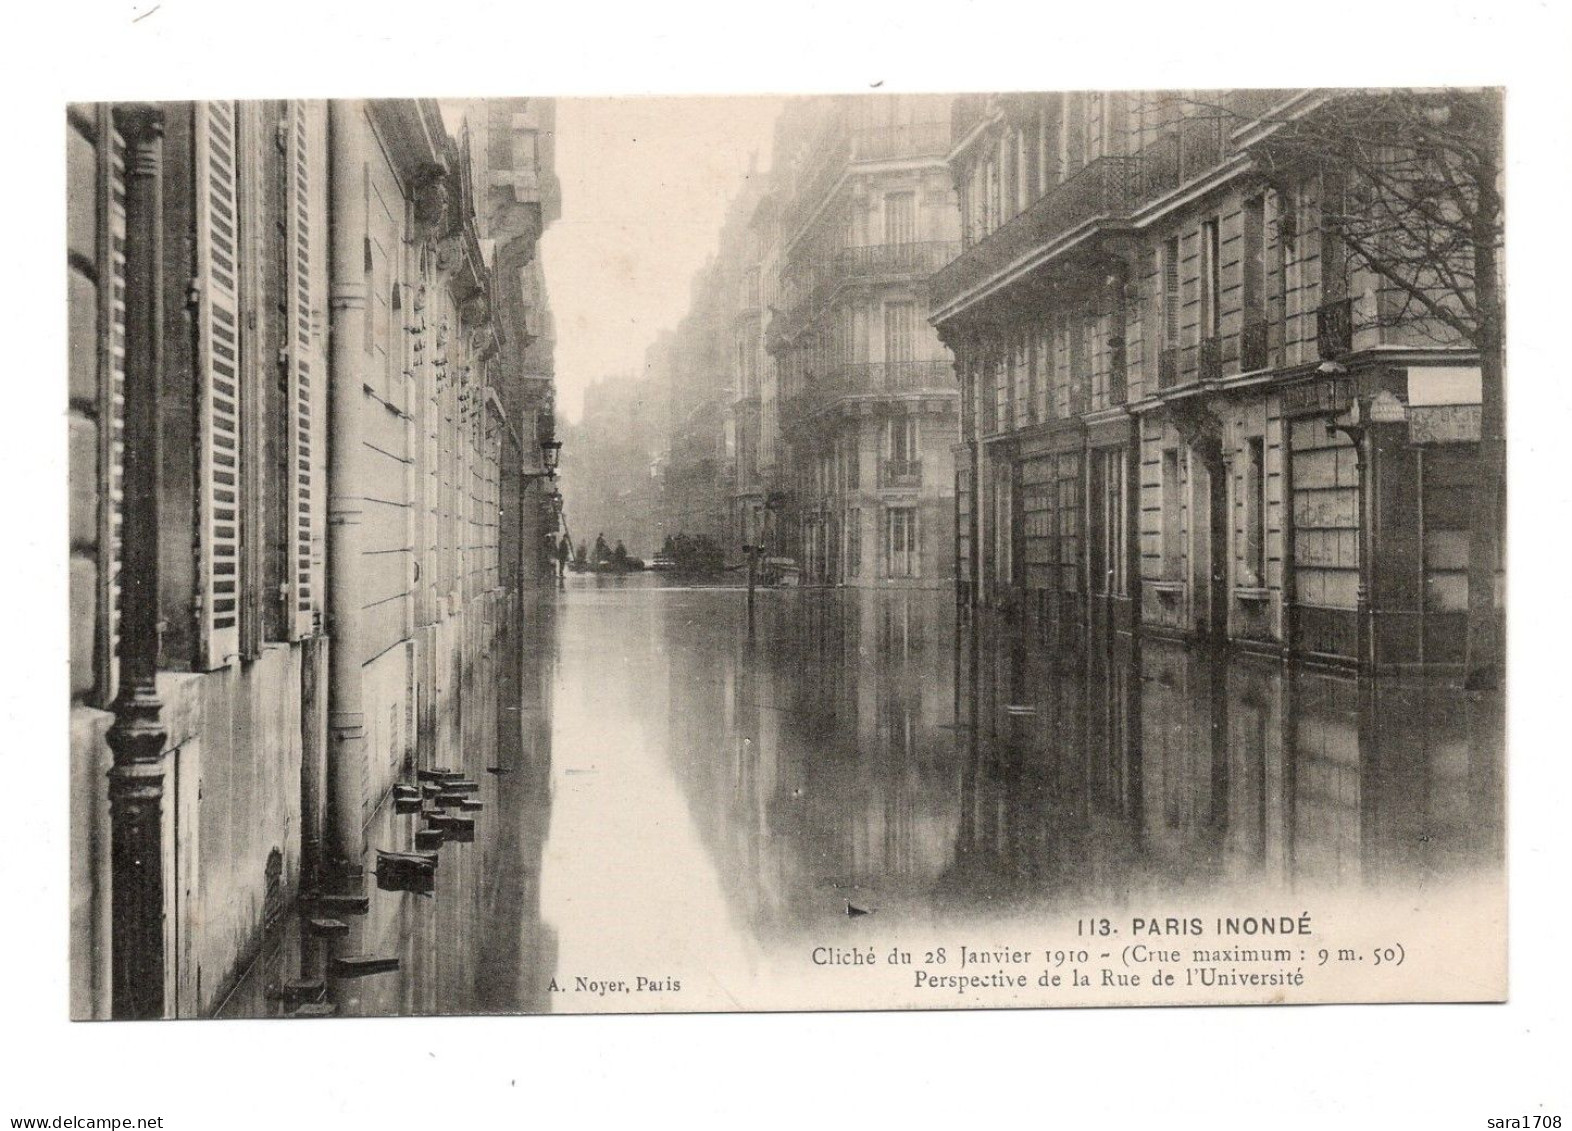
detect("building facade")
[67,98,558,1019]
[763,95,961,588]
[932,89,1499,672]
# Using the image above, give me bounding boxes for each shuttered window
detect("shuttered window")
[195,100,242,669]
[285,100,324,638]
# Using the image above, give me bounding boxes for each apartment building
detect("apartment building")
[763,95,961,589]
[931,89,1498,671]
[68,98,559,1018]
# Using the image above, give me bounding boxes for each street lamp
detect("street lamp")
[523,438,562,484]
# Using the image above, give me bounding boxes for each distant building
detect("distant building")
[761,95,961,588]
[558,373,665,559]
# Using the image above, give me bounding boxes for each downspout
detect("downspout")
[326,101,370,878]
[106,103,169,1020]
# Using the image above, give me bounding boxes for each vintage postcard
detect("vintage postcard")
[66,88,1505,1020]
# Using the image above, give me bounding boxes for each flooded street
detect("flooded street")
[224,576,1503,1016]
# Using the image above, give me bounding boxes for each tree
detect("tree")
[1214,89,1504,687]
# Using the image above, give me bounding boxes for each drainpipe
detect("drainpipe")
[326,101,369,878]
[106,103,168,1020]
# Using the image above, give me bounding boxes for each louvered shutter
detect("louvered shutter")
[195,100,242,669]
[285,100,323,638]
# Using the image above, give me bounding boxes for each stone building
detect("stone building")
[763,94,961,588]
[931,89,1498,671]
[67,97,558,1018]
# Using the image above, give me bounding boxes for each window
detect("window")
[1162,447,1184,581]
[883,300,915,365]
[1012,330,1029,430]
[1201,217,1221,342]
[993,350,1008,431]
[1162,236,1181,349]
[1090,447,1127,596]
[883,191,916,245]
[1062,93,1087,174]
[1242,195,1267,370]
[887,506,918,578]
[846,509,861,577]
[1033,325,1050,422]
[1241,436,1266,588]
[888,416,918,465]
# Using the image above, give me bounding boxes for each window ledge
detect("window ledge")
[1151,580,1185,596]
[1234,586,1271,602]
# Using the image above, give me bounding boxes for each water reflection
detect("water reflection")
[225,579,1504,1015]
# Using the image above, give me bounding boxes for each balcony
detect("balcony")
[929,155,1140,313]
[880,458,923,489]
[836,240,958,280]
[840,359,955,395]
[779,359,956,431]
[769,244,959,351]
[930,115,1242,319]
[1316,297,1353,360]
[1241,318,1270,372]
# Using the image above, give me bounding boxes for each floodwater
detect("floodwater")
[224,575,1505,1016]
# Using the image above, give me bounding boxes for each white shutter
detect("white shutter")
[286,100,323,639]
[195,100,242,668]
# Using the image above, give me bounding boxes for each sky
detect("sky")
[539,96,786,424]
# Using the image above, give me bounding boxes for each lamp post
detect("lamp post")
[520,439,562,592]
[1318,363,1372,673]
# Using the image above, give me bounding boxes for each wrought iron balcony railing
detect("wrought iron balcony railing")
[929,115,1241,317]
[779,360,957,431]
[929,155,1140,312]
[1316,297,1354,360]
[836,240,959,280]
[769,244,960,350]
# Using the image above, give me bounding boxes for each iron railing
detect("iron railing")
[836,240,959,279]
[929,114,1244,315]
[771,244,960,348]
[779,360,956,431]
[929,155,1140,310]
